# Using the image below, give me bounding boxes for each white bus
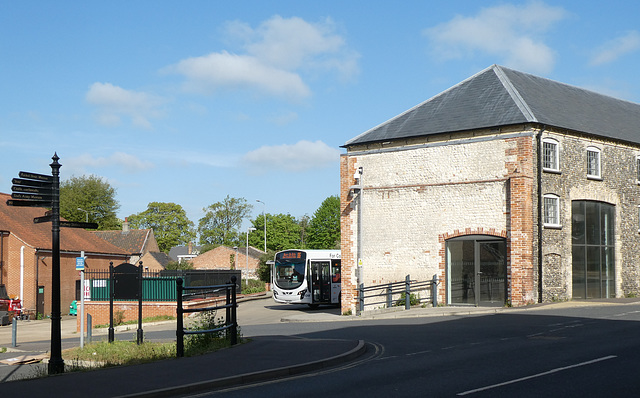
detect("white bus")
[272,249,341,307]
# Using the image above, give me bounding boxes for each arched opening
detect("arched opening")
[446,235,506,307]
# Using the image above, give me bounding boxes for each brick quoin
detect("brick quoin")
[340,154,358,314]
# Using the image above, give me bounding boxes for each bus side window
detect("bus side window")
[332,267,340,283]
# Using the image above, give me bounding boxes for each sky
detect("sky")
[3,1,640,232]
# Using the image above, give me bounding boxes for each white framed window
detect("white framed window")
[636,155,640,184]
[542,138,559,172]
[587,146,601,179]
[544,194,561,228]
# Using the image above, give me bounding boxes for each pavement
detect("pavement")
[1,295,639,397]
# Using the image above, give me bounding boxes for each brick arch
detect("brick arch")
[437,228,509,305]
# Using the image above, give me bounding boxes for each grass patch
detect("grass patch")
[64,340,177,367]
[94,315,176,329]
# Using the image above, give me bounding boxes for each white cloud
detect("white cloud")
[424,2,566,74]
[590,31,640,66]
[64,152,155,175]
[242,140,340,173]
[165,15,359,100]
[86,82,166,129]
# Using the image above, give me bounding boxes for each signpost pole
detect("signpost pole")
[79,251,85,348]
[48,153,64,375]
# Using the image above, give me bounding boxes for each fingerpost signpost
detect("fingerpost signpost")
[7,154,97,375]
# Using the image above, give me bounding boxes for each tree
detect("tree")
[198,196,252,246]
[60,175,120,230]
[165,260,194,270]
[306,195,341,249]
[128,202,195,253]
[256,251,275,283]
[249,213,302,252]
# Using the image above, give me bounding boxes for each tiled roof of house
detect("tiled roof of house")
[345,64,640,147]
[0,192,129,256]
[92,229,154,255]
[146,251,172,267]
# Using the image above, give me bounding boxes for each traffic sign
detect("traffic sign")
[76,257,85,270]
[11,185,52,194]
[11,192,53,201]
[12,177,53,188]
[18,171,53,182]
[33,215,53,224]
[6,199,51,207]
[60,221,99,229]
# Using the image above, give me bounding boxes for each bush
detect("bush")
[395,293,420,307]
[184,310,235,356]
[241,279,265,294]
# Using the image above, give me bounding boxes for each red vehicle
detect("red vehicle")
[0,285,21,324]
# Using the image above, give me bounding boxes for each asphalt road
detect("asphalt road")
[200,300,640,397]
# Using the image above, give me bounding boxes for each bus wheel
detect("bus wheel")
[308,304,319,309]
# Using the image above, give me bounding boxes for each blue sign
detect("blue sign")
[76,257,85,270]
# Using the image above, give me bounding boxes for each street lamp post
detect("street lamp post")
[78,207,89,222]
[256,200,266,252]
[246,227,256,287]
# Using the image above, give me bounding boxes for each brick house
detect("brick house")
[190,246,265,280]
[340,65,640,313]
[91,219,165,271]
[0,193,129,317]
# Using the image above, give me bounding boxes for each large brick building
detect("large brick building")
[340,65,640,313]
[0,193,129,317]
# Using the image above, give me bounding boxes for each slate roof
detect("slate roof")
[344,65,640,147]
[146,251,172,267]
[0,192,129,256]
[92,229,154,255]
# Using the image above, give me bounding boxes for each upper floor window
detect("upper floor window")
[636,156,640,184]
[544,194,561,228]
[542,138,559,172]
[587,146,601,179]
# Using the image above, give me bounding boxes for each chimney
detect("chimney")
[122,217,129,234]
[188,241,193,254]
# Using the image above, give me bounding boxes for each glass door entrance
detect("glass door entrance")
[447,236,506,306]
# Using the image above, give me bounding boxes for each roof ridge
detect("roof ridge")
[492,65,537,122]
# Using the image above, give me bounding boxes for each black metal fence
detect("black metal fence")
[83,269,241,302]
[175,276,238,357]
[358,275,440,314]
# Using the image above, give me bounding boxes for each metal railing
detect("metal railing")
[358,274,439,313]
[175,276,238,357]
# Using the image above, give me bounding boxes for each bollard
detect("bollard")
[405,275,411,310]
[359,283,365,313]
[12,317,17,347]
[432,274,439,307]
[387,283,392,308]
[87,314,92,344]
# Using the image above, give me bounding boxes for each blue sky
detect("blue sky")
[3,1,640,230]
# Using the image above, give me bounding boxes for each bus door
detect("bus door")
[311,261,331,303]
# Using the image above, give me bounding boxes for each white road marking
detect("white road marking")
[457,355,617,395]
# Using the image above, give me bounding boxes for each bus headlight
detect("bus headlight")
[299,289,307,298]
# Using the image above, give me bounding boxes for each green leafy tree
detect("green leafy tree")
[306,195,341,249]
[60,175,120,230]
[256,251,275,283]
[128,202,195,253]
[249,213,302,252]
[165,260,194,270]
[198,196,252,246]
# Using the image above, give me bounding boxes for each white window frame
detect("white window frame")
[636,155,640,184]
[542,138,560,172]
[587,146,601,179]
[543,194,561,228]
